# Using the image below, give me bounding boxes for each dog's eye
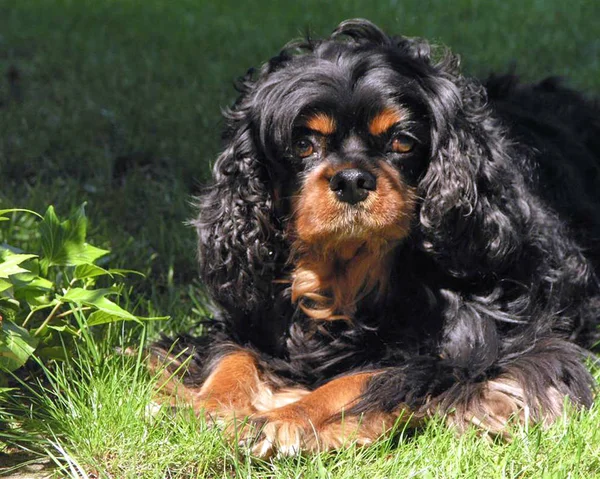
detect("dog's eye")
[391,135,415,154]
[293,138,315,158]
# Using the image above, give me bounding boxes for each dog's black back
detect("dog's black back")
[486,75,600,268]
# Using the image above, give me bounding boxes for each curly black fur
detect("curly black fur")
[171,19,600,427]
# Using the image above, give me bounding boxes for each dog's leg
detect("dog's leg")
[437,338,594,438]
[153,348,309,428]
[246,371,418,458]
[194,350,267,417]
[354,338,593,440]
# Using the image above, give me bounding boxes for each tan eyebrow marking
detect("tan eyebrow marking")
[368,107,404,136]
[305,113,337,136]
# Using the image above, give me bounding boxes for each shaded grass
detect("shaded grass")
[1,0,600,476]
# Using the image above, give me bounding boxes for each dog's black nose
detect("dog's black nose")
[329,168,377,205]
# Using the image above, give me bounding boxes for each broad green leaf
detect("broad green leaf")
[74,263,112,280]
[46,323,80,336]
[0,253,37,279]
[11,272,54,292]
[86,310,168,326]
[61,287,116,303]
[74,265,146,280]
[10,272,54,306]
[0,279,12,294]
[61,287,139,323]
[0,320,39,372]
[85,310,137,326]
[21,290,52,308]
[39,205,109,269]
[74,265,145,280]
[36,346,68,361]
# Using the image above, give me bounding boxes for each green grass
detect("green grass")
[1,0,599,477]
[4,346,600,477]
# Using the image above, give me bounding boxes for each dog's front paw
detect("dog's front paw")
[251,418,307,458]
[241,405,318,458]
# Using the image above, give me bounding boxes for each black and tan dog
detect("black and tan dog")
[154,19,600,457]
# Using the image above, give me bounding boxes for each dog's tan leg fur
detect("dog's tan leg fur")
[154,350,309,425]
[248,371,416,457]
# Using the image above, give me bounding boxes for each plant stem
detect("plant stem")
[55,307,92,319]
[34,278,77,336]
[34,300,63,336]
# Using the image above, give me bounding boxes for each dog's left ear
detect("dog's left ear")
[417,60,525,278]
[193,88,284,312]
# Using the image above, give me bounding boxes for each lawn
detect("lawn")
[1,0,599,477]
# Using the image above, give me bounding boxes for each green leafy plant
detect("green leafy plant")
[0,205,167,383]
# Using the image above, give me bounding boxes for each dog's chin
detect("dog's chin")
[303,212,403,244]
[292,199,413,254]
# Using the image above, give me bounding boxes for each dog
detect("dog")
[154,19,600,457]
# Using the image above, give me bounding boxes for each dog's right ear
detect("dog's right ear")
[193,88,284,312]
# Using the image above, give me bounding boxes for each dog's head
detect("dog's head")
[195,19,518,318]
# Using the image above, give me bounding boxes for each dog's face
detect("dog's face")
[234,38,451,318]
[288,91,424,251]
[197,20,495,313]
[250,41,438,256]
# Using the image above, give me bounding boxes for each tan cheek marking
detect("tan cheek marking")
[368,107,403,136]
[292,163,341,244]
[369,161,416,239]
[306,113,336,136]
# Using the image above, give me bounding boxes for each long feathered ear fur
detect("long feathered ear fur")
[416,56,530,278]
[192,76,285,311]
